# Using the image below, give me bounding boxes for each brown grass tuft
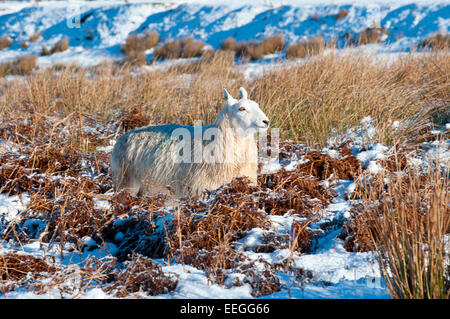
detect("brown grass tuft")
[0,35,12,50]
[345,164,450,298]
[153,36,205,60]
[336,9,348,20]
[220,35,284,61]
[286,36,328,59]
[116,105,150,132]
[418,33,450,51]
[296,146,361,181]
[41,37,69,56]
[29,32,42,42]
[106,253,177,297]
[180,36,206,58]
[343,27,388,46]
[0,253,56,282]
[121,30,159,65]
[220,37,238,51]
[258,171,334,216]
[0,55,37,77]
[261,34,285,54]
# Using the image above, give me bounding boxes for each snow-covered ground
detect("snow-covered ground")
[0,0,448,67]
[1,114,448,299]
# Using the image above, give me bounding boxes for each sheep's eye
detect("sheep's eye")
[239,107,246,112]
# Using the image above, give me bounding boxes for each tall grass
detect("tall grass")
[0,50,448,147]
[220,35,284,61]
[0,55,37,77]
[0,35,12,50]
[41,37,69,56]
[251,51,449,146]
[356,164,449,298]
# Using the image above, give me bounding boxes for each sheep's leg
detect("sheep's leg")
[116,169,141,196]
[122,180,141,196]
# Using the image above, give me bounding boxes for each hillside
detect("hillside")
[0,0,448,67]
[0,1,449,300]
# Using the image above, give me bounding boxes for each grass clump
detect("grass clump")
[153,36,205,60]
[286,36,329,59]
[29,32,43,43]
[342,26,389,46]
[121,30,159,65]
[41,37,69,56]
[220,34,285,61]
[0,35,12,50]
[348,163,449,299]
[0,55,37,77]
[105,253,177,297]
[418,33,450,51]
[167,49,236,75]
[336,9,348,20]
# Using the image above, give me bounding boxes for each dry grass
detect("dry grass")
[20,41,29,49]
[29,32,42,43]
[419,33,450,51]
[342,27,388,46]
[41,37,69,56]
[336,9,348,20]
[106,253,177,297]
[251,51,449,146]
[167,49,236,75]
[0,55,37,77]
[0,35,12,50]
[220,35,285,61]
[121,30,159,65]
[346,162,450,299]
[286,36,331,59]
[153,36,205,61]
[0,253,56,281]
[0,51,448,148]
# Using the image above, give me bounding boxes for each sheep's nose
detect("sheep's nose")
[262,119,270,127]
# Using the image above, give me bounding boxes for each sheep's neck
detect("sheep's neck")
[212,111,256,165]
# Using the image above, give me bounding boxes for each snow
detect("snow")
[1,114,448,300]
[161,264,253,299]
[0,0,448,67]
[0,0,449,300]
[0,193,30,225]
[294,232,380,285]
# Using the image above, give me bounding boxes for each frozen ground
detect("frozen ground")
[0,114,448,299]
[0,0,449,299]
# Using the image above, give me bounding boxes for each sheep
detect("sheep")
[110,87,270,197]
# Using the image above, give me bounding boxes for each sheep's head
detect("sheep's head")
[222,87,270,136]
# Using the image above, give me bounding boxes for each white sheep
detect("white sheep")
[110,87,270,197]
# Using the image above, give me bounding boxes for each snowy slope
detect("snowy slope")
[0,1,449,300]
[0,0,448,66]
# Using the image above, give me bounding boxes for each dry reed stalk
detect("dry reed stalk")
[349,162,449,299]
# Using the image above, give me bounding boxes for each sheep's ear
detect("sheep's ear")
[239,87,248,100]
[223,88,235,102]
[239,87,247,100]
